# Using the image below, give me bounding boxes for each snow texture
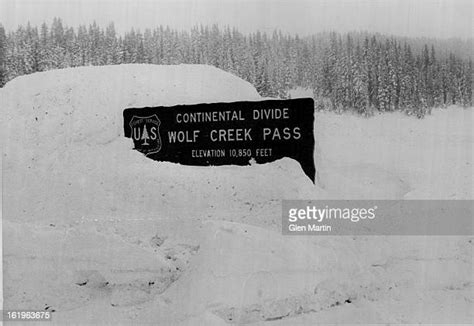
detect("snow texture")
[1,64,472,325]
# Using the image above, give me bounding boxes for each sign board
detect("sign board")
[123,98,315,182]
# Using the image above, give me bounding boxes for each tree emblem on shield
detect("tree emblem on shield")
[129,115,162,156]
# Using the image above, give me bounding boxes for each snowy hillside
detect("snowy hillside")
[1,65,472,325]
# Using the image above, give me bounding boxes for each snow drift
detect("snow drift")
[2,64,287,225]
[1,65,472,325]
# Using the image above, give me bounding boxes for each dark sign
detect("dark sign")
[123,98,315,182]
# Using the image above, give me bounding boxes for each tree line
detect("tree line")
[0,18,472,117]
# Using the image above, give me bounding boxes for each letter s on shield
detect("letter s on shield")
[129,115,162,156]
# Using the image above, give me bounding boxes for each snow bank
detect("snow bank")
[2,66,472,325]
[164,221,373,323]
[1,64,325,324]
[315,107,473,200]
[2,64,320,226]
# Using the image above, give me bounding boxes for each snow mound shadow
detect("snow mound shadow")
[213,277,390,324]
[3,219,201,311]
[162,221,389,323]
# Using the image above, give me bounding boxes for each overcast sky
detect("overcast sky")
[0,0,472,39]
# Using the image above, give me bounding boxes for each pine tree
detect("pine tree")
[377,45,390,111]
[0,24,7,86]
[460,59,472,107]
[38,22,51,70]
[141,125,150,145]
[105,22,120,64]
[136,32,145,63]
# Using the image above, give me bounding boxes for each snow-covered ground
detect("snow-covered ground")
[1,65,472,325]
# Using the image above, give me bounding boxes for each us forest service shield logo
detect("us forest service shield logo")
[129,115,162,156]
